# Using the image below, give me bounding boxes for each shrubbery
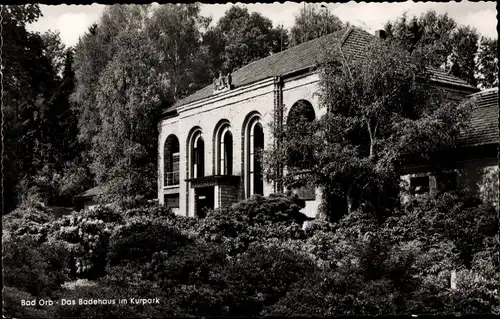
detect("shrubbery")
[2,192,499,318]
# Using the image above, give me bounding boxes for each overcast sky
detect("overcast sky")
[27,1,498,48]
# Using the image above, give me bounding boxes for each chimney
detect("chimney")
[374,29,387,40]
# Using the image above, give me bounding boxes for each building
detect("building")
[400,87,499,209]
[74,186,103,211]
[158,26,495,218]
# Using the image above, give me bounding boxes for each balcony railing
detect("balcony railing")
[165,171,180,187]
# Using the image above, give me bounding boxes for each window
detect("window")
[216,125,233,175]
[191,132,205,178]
[245,114,264,197]
[164,135,180,186]
[251,122,264,196]
[410,176,430,195]
[287,100,316,200]
[164,194,179,208]
[296,185,316,200]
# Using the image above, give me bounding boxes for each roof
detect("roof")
[457,87,499,147]
[165,26,477,113]
[75,186,103,199]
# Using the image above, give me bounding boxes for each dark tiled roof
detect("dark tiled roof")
[166,26,476,112]
[75,186,103,199]
[457,88,499,147]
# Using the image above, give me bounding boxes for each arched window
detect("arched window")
[287,100,316,200]
[219,128,233,175]
[191,132,205,178]
[245,114,264,197]
[287,100,315,126]
[164,135,180,186]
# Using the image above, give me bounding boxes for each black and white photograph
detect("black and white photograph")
[2,1,499,317]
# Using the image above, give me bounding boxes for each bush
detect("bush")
[80,205,125,224]
[383,191,499,267]
[3,236,70,298]
[196,194,310,255]
[47,213,117,279]
[302,218,336,237]
[149,241,228,287]
[213,243,318,316]
[2,203,54,241]
[107,220,192,266]
[124,204,175,221]
[3,287,52,319]
[229,193,309,225]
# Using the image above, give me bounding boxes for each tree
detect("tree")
[72,4,214,203]
[146,3,211,100]
[476,37,498,89]
[384,11,456,65]
[91,29,166,201]
[1,4,66,212]
[448,26,479,87]
[289,4,344,47]
[265,38,475,221]
[40,30,66,77]
[384,10,487,87]
[204,5,287,76]
[72,5,149,149]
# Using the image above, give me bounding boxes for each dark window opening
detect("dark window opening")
[410,176,430,195]
[287,100,316,197]
[193,136,205,178]
[252,122,264,196]
[220,130,233,175]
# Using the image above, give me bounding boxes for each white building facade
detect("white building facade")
[157,26,488,218]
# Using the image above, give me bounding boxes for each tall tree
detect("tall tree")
[1,4,66,211]
[73,4,210,202]
[265,39,475,221]
[204,5,287,76]
[72,5,150,149]
[289,4,344,47]
[476,37,498,89]
[40,30,66,77]
[449,26,479,87]
[384,10,484,87]
[91,29,167,201]
[146,3,211,100]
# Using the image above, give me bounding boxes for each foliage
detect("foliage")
[2,4,60,213]
[265,36,475,220]
[3,236,70,298]
[476,37,498,89]
[289,4,345,47]
[107,220,192,266]
[3,202,54,234]
[196,194,309,255]
[3,190,499,317]
[215,243,318,316]
[384,10,496,87]
[147,3,212,100]
[204,5,287,76]
[2,5,84,212]
[383,191,499,267]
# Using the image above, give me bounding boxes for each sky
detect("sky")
[27,1,498,48]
